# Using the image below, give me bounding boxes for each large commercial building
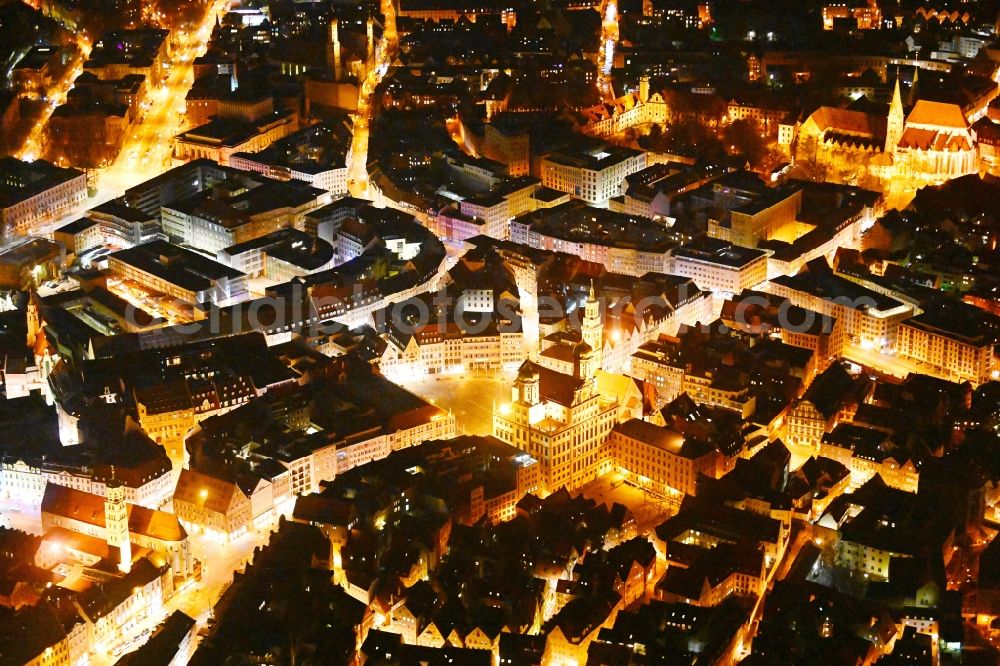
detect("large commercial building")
[0,157,87,238]
[510,201,676,276]
[667,237,769,294]
[229,120,352,197]
[896,304,997,386]
[688,172,802,248]
[160,177,329,253]
[767,259,913,351]
[107,240,249,308]
[54,199,164,256]
[540,143,646,205]
[217,228,337,281]
[172,110,299,167]
[122,159,232,216]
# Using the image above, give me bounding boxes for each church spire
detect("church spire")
[581,281,603,373]
[908,66,920,106]
[885,74,905,154]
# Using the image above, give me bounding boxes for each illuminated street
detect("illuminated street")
[597,0,618,100]
[96,1,227,201]
[843,341,996,385]
[16,37,92,163]
[19,0,228,243]
[346,0,397,198]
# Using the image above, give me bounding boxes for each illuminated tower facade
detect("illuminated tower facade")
[367,17,375,61]
[885,77,904,154]
[105,469,132,573]
[581,282,603,370]
[494,358,618,492]
[328,19,342,81]
[26,292,40,348]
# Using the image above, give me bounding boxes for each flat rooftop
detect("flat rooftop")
[231,120,351,174]
[0,237,63,265]
[520,201,676,252]
[544,143,644,171]
[167,179,325,229]
[903,302,998,347]
[109,240,245,294]
[56,217,100,235]
[86,28,168,69]
[221,228,335,271]
[672,237,768,268]
[771,265,909,315]
[0,157,84,209]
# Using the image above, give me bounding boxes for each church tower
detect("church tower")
[907,66,920,107]
[327,19,342,81]
[581,282,603,370]
[574,342,598,381]
[26,292,40,348]
[513,361,540,406]
[638,75,650,104]
[885,76,905,155]
[105,468,132,573]
[367,17,375,61]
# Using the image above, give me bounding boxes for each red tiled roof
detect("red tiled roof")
[807,107,884,137]
[897,127,972,152]
[41,484,187,542]
[905,100,968,129]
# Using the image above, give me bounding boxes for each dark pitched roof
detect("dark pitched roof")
[115,611,195,666]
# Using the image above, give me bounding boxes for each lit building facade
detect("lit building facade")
[667,238,769,294]
[767,266,913,351]
[897,312,996,386]
[608,419,722,497]
[493,356,619,493]
[0,157,87,238]
[540,145,646,206]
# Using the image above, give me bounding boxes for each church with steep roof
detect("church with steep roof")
[885,81,978,184]
[796,75,979,187]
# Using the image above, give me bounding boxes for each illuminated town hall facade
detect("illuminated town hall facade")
[492,286,620,492]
